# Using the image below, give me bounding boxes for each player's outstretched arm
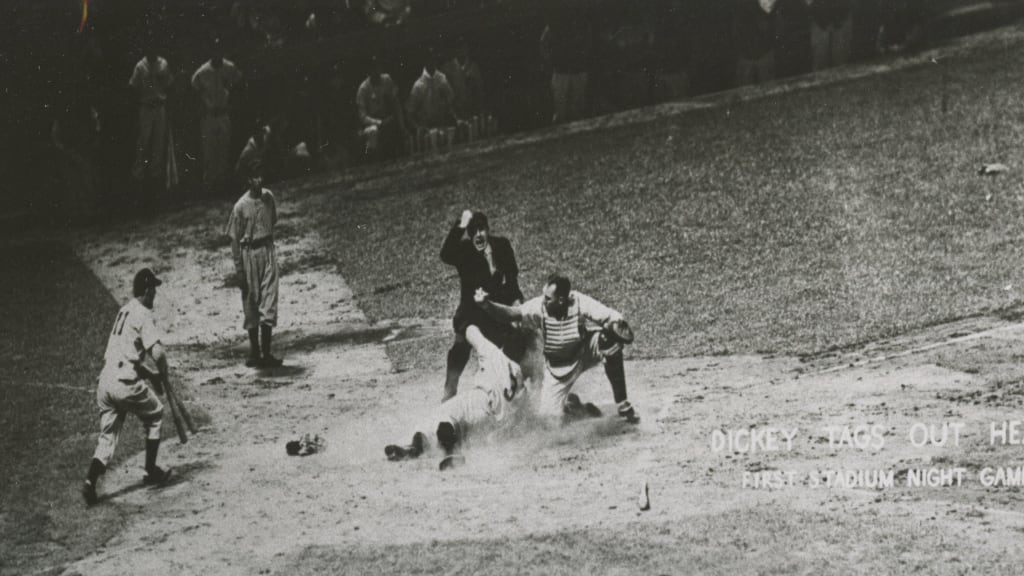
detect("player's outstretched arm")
[474,288,522,324]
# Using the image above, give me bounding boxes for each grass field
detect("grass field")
[295,33,1024,361]
[0,243,147,575]
[8,25,1024,576]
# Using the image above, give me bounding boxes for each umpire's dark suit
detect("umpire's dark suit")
[441,222,524,345]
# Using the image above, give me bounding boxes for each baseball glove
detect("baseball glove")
[604,319,635,345]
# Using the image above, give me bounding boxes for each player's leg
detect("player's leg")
[384,393,476,461]
[584,331,638,423]
[466,324,523,407]
[199,115,215,189]
[125,381,171,484]
[443,309,473,402]
[385,430,428,461]
[538,364,586,421]
[84,397,124,506]
[132,106,155,180]
[212,116,232,193]
[436,387,491,454]
[149,107,168,181]
[257,246,282,367]
[241,247,262,366]
[465,324,502,361]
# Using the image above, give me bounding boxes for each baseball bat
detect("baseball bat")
[173,383,197,434]
[162,376,189,444]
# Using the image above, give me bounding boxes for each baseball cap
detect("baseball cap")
[133,268,163,295]
[467,211,489,233]
[240,151,263,179]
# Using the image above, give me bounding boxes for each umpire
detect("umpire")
[440,210,524,401]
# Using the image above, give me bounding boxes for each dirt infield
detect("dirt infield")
[44,188,1024,575]
[8,24,1024,576]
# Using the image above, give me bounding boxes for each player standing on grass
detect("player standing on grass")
[82,268,173,506]
[440,210,524,401]
[226,156,283,368]
[475,274,638,423]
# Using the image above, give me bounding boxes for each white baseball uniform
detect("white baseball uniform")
[226,188,279,330]
[518,290,623,416]
[92,298,165,466]
[434,327,525,439]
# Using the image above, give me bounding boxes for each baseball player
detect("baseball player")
[128,47,174,185]
[225,156,283,368]
[236,121,270,182]
[385,323,526,464]
[191,41,241,196]
[475,274,638,423]
[440,210,524,402]
[82,268,173,506]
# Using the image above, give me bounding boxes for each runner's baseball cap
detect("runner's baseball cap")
[133,268,163,295]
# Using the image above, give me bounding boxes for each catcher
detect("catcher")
[82,268,173,506]
[475,274,638,423]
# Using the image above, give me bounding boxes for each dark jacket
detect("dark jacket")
[441,223,524,309]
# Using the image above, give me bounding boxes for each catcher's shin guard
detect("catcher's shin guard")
[604,350,628,404]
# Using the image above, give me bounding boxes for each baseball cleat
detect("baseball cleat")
[439,454,465,471]
[436,422,459,455]
[245,355,262,368]
[82,480,98,507]
[384,444,408,461]
[564,393,602,420]
[259,355,284,368]
[617,401,639,424]
[142,466,173,487]
[385,432,426,461]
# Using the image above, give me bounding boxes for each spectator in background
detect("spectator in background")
[356,56,406,159]
[128,44,175,196]
[406,49,458,153]
[733,0,777,86]
[441,39,484,121]
[363,0,412,26]
[540,5,593,124]
[876,0,926,54]
[651,0,692,103]
[592,1,657,114]
[688,0,736,94]
[236,120,271,186]
[191,41,242,197]
[51,100,100,222]
[440,39,492,141]
[228,0,268,54]
[807,0,853,70]
[774,0,812,78]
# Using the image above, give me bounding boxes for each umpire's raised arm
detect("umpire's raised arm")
[440,210,473,264]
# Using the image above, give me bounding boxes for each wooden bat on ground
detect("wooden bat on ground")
[162,376,189,444]
[173,382,197,435]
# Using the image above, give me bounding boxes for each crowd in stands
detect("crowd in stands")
[27,0,976,224]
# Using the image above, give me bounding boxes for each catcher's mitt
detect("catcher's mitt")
[604,319,635,345]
